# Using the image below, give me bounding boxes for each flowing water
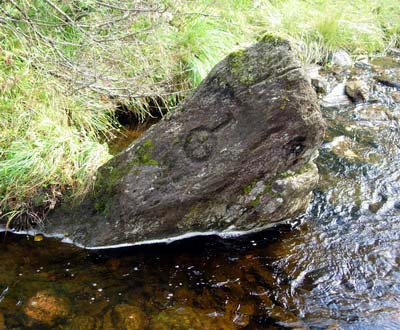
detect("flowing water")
[1,58,400,329]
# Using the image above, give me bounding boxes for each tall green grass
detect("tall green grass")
[0,33,113,225]
[0,0,399,225]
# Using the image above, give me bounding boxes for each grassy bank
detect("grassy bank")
[0,0,399,225]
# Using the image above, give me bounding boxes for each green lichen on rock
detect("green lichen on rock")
[245,162,317,208]
[240,73,256,86]
[242,162,316,209]
[249,195,261,207]
[181,203,205,227]
[100,165,123,189]
[132,140,158,166]
[91,139,158,216]
[94,200,111,217]
[280,96,290,110]
[242,178,282,208]
[278,161,315,179]
[263,180,281,198]
[227,34,288,88]
[278,170,295,178]
[243,179,258,194]
[228,49,246,73]
[259,33,287,47]
[249,182,281,208]
[91,166,119,217]
[227,48,256,86]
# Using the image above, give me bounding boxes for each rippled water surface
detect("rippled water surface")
[1,58,400,329]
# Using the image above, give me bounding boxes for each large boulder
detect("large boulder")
[45,36,325,248]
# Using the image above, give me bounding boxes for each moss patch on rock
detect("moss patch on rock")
[227,49,256,86]
[259,33,287,47]
[92,139,158,216]
[132,140,159,166]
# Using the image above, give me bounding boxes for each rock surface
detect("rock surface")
[392,91,400,103]
[24,291,68,325]
[113,304,147,330]
[66,316,102,330]
[330,50,353,68]
[375,72,400,89]
[45,36,325,248]
[150,306,235,330]
[345,79,369,102]
[305,64,328,94]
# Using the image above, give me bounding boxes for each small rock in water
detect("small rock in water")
[375,73,400,89]
[326,136,359,161]
[354,56,371,70]
[24,291,68,325]
[113,304,147,330]
[150,306,235,330]
[345,79,369,102]
[391,91,400,103]
[269,305,307,329]
[305,63,328,94]
[369,201,383,214]
[357,105,391,123]
[225,301,254,327]
[34,234,43,242]
[65,315,101,330]
[388,48,400,57]
[393,201,400,210]
[311,77,328,94]
[330,49,353,68]
[354,61,372,70]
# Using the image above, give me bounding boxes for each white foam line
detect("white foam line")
[0,219,291,250]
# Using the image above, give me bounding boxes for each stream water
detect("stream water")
[1,57,400,329]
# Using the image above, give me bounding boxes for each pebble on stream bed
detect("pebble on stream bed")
[24,291,69,326]
[392,91,400,103]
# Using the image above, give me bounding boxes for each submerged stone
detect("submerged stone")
[24,291,68,325]
[324,136,361,161]
[113,304,147,330]
[375,73,400,89]
[66,316,102,330]
[45,37,325,248]
[150,306,235,330]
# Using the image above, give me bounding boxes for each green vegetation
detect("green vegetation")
[0,35,113,225]
[133,140,158,166]
[243,179,258,195]
[242,177,282,208]
[0,0,399,225]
